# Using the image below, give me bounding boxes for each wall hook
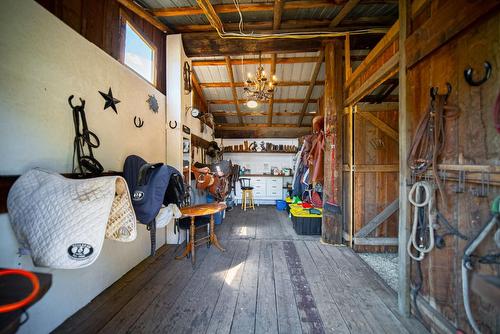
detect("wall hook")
[134,116,144,128]
[430,82,452,102]
[169,120,178,129]
[464,61,492,86]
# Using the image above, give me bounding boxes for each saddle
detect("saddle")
[192,160,233,201]
[7,169,137,269]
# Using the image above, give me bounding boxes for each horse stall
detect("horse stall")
[0,0,499,333]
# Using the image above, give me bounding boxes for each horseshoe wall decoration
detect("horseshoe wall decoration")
[134,116,144,128]
[464,61,492,86]
[169,120,178,129]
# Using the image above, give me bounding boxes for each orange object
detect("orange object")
[0,269,40,313]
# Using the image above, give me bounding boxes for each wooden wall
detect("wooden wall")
[405,2,500,332]
[351,108,399,252]
[35,0,166,93]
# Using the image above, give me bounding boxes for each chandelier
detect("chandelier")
[243,52,277,102]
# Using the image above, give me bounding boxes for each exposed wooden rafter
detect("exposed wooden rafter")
[175,17,394,33]
[329,0,361,28]
[116,0,172,33]
[267,0,284,126]
[195,0,224,32]
[209,98,318,105]
[199,81,325,88]
[298,50,325,126]
[224,56,244,125]
[212,111,316,117]
[191,72,208,113]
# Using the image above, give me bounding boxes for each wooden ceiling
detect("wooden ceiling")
[126,0,399,137]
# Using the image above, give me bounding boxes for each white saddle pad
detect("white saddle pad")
[7,169,137,269]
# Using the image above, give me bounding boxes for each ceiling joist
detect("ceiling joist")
[199,81,325,88]
[298,50,325,126]
[224,56,244,125]
[208,98,318,105]
[329,0,361,28]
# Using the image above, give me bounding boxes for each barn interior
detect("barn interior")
[0,0,499,333]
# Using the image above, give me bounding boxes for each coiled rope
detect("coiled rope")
[407,181,436,261]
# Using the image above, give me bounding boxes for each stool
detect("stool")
[239,178,255,211]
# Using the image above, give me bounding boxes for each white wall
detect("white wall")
[220,138,298,174]
[0,1,167,332]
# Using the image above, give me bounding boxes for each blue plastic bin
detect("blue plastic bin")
[206,195,224,225]
[276,199,287,211]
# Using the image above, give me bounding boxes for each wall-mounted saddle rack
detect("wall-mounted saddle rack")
[416,164,500,188]
[0,171,122,214]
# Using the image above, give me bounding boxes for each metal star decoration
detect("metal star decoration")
[99,87,120,114]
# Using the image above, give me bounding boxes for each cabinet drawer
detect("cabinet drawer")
[266,190,281,198]
[253,190,266,197]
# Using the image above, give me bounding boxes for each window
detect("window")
[123,21,155,84]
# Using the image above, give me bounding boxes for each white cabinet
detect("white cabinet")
[235,176,283,203]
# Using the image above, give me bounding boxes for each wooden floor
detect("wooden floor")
[55,206,427,334]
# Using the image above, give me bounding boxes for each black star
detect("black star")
[99,87,120,114]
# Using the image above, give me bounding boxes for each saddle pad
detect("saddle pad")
[7,169,137,269]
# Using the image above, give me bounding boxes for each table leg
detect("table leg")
[210,214,225,252]
[190,216,195,264]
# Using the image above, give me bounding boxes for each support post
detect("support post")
[322,39,343,244]
[398,0,411,317]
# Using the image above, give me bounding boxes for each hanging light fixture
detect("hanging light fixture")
[243,52,277,103]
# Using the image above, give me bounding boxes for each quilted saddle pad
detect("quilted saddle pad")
[7,169,137,269]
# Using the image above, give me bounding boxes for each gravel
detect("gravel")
[358,252,399,291]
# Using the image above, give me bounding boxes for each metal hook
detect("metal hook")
[453,170,466,193]
[134,116,144,128]
[169,120,178,129]
[68,95,85,109]
[464,61,492,86]
[472,172,490,197]
[430,83,452,102]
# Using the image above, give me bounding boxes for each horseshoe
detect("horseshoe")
[134,116,144,128]
[464,61,492,86]
[169,120,177,129]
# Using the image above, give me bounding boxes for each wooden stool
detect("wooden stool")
[239,178,255,211]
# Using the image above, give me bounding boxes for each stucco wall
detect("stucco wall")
[0,0,168,332]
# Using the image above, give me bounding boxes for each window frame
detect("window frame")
[119,10,157,86]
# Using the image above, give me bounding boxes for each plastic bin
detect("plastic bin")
[276,199,287,211]
[290,207,322,235]
[206,195,224,225]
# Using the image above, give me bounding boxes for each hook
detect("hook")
[430,83,452,102]
[169,120,178,129]
[464,61,492,86]
[134,116,144,128]
[68,95,85,109]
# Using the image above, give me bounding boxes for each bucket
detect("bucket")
[206,195,224,225]
[276,199,287,211]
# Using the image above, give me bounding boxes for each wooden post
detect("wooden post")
[322,39,343,245]
[398,0,410,317]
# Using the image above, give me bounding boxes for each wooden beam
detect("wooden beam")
[195,0,224,32]
[208,98,317,104]
[224,56,243,125]
[116,0,171,33]
[355,199,399,237]
[343,164,399,172]
[345,20,399,89]
[153,1,342,17]
[329,0,361,27]
[193,56,321,66]
[217,124,309,130]
[273,0,285,30]
[199,81,325,88]
[216,127,311,139]
[182,32,383,57]
[344,33,352,81]
[354,237,398,246]
[298,50,324,126]
[267,54,277,126]
[344,52,399,105]
[356,102,399,112]
[357,111,399,141]
[191,72,208,113]
[176,17,394,33]
[212,111,312,117]
[322,39,344,245]
[405,0,500,67]
[398,0,410,317]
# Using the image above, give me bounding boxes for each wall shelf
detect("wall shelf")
[223,151,297,154]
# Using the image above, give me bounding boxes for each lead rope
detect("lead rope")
[407,181,436,261]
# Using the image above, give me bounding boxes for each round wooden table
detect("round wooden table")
[175,202,226,264]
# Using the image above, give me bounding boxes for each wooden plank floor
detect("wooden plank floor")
[54,206,428,334]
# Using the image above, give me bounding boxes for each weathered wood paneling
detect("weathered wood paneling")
[406,6,500,333]
[35,0,166,93]
[353,109,399,252]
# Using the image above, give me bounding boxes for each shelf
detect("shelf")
[223,151,298,154]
